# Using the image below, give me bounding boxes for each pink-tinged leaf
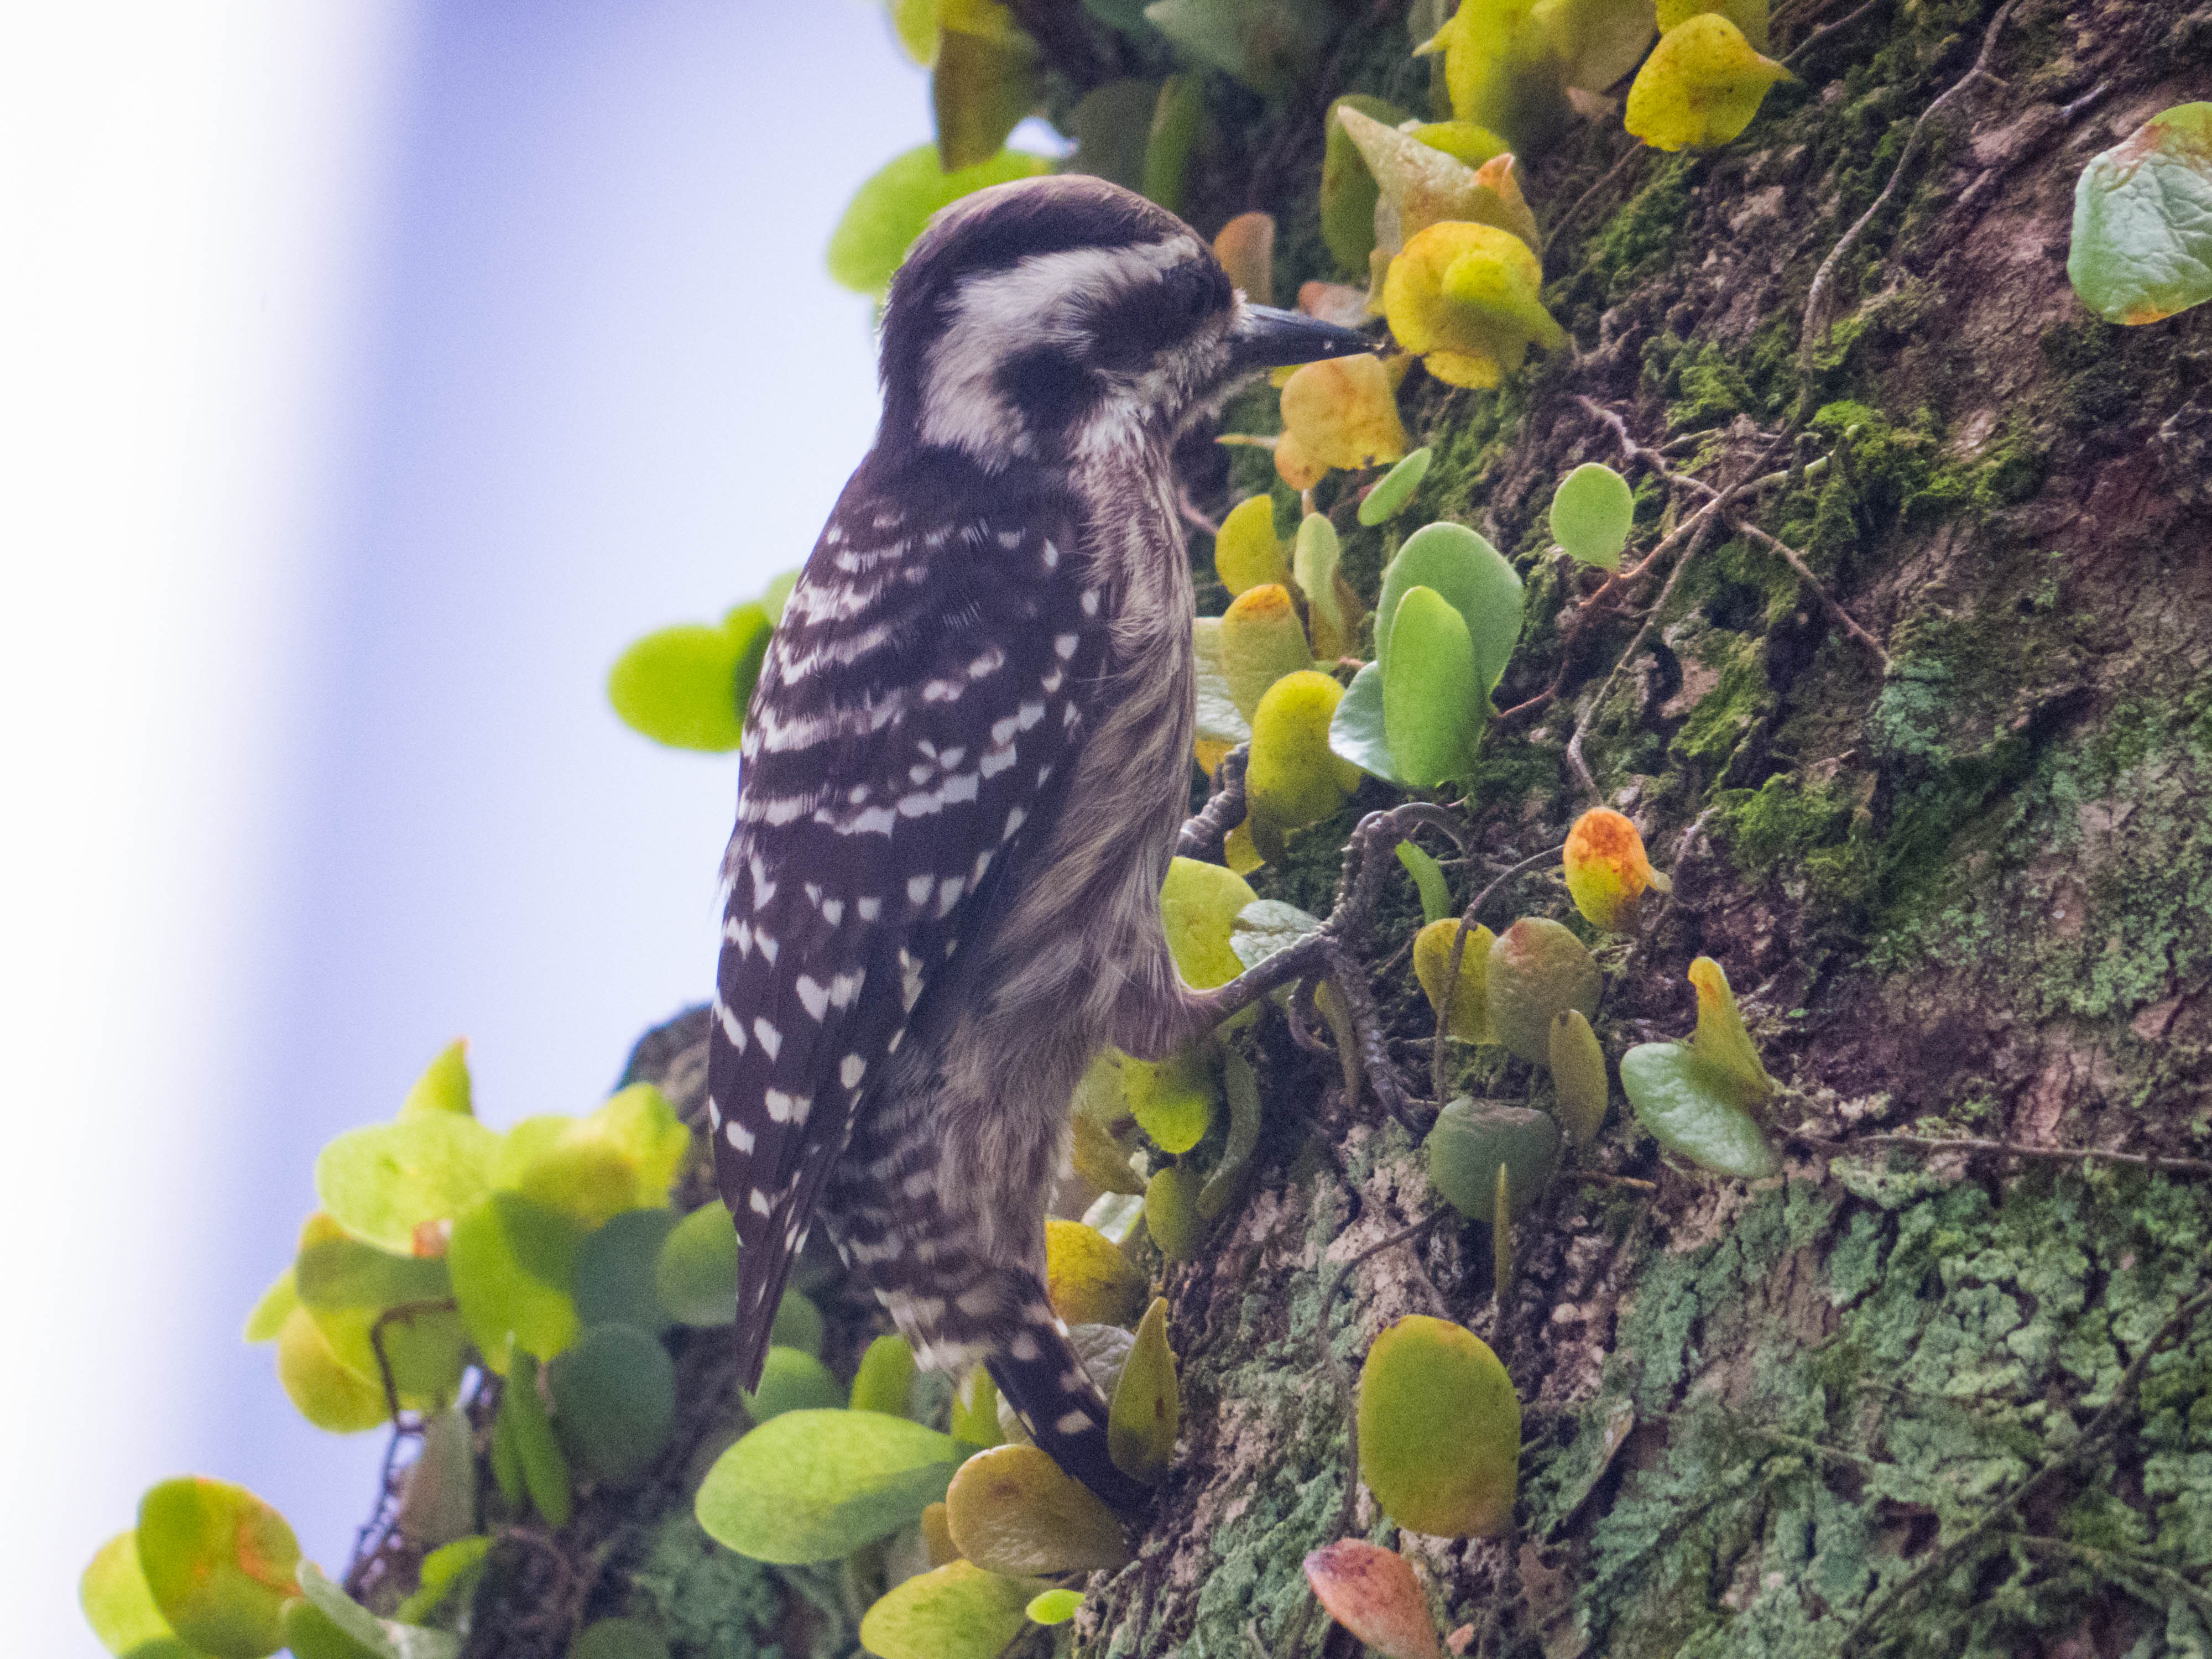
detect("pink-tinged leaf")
[1303,1540,1443,1659]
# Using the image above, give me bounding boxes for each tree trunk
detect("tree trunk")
[359,2,2212,1654]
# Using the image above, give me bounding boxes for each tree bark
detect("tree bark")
[354,2,2212,1654]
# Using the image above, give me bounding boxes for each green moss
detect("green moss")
[1546,1173,2212,1658]
[1577,155,1697,309]
[626,1509,827,1658]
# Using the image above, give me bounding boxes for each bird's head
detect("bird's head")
[877,174,1371,472]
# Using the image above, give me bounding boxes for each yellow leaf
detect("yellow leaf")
[1624,12,1790,152]
[1279,353,1409,472]
[1656,0,1769,52]
[1413,919,1496,1042]
[1045,1219,1149,1327]
[1274,428,1328,489]
[1688,956,1774,1105]
[1247,669,1357,860]
[945,1446,1130,1574]
[1442,0,1572,152]
[1535,0,1661,90]
[1214,494,1290,594]
[1384,221,1564,389]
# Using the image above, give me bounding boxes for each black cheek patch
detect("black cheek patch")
[998,347,1100,437]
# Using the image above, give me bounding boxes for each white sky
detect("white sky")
[0,2,942,1646]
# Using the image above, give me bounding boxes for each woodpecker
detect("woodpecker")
[708,175,1370,1510]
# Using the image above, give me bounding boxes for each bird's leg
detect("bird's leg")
[1126,801,1470,1126]
[1176,743,1248,864]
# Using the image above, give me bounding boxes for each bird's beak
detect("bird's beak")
[1227,303,1374,372]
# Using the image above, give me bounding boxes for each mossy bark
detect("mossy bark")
[357,3,2212,1655]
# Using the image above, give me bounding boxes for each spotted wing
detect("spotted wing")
[707,479,1102,1387]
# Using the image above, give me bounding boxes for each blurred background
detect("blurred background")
[1,2,971,1645]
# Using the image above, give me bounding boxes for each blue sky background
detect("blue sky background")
[4,3,958,1645]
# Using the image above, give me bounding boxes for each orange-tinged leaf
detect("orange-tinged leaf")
[1274,427,1328,489]
[1485,917,1600,1065]
[1334,106,1537,257]
[1688,955,1773,1105]
[1213,210,1276,305]
[1624,12,1790,152]
[137,1477,301,1658]
[1562,807,1668,932]
[1304,1539,1443,1659]
[1279,353,1409,473]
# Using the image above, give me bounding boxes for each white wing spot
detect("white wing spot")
[1042,540,1060,569]
[829,971,865,1008]
[997,529,1024,549]
[749,1188,775,1217]
[764,1089,808,1124]
[716,1000,748,1052]
[726,1119,755,1153]
[940,747,966,769]
[980,743,1017,778]
[1018,700,1046,730]
[972,848,993,884]
[907,873,933,905]
[936,877,964,917]
[1054,634,1078,660]
[1055,1410,1093,1436]
[857,896,882,921]
[841,1054,867,1088]
[753,1018,782,1060]
[1010,1331,1041,1361]
[822,899,844,925]
[1004,805,1027,841]
[1081,588,1100,615]
[758,934,779,964]
[795,976,829,1020]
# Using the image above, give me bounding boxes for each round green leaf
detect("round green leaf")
[447,1191,584,1370]
[1382,585,1480,789]
[1375,521,1522,697]
[607,622,750,752]
[314,1115,499,1257]
[1123,1046,1220,1155]
[1548,1009,1609,1145]
[547,1323,678,1485]
[696,1408,961,1563]
[1619,1042,1780,1178]
[1485,918,1601,1065]
[850,1333,921,1417]
[654,1199,738,1327]
[742,1345,844,1422]
[1425,1099,1562,1223]
[137,1478,301,1659]
[572,1206,677,1333]
[857,1561,1035,1659]
[1359,446,1434,526]
[1550,462,1633,570]
[2068,103,2212,325]
[828,144,1056,295]
[81,1531,202,1659]
[1144,1163,1206,1261]
[393,1536,491,1626]
[1025,1588,1084,1626]
[1327,661,1401,784]
[243,1269,298,1344]
[1357,1316,1520,1537]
